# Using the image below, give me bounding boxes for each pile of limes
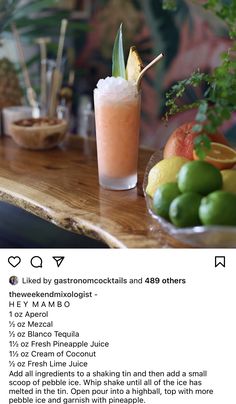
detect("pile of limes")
[147,159,236,228]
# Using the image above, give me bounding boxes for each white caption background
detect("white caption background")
[1,249,235,404]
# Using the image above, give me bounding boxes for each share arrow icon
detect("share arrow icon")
[53,256,65,268]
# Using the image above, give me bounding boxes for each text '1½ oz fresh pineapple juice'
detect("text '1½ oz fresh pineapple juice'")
[94,76,141,190]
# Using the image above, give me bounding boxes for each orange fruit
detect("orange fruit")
[164,122,229,160]
[193,142,236,169]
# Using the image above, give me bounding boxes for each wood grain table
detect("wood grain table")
[0,136,186,248]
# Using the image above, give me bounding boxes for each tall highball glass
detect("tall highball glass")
[94,77,141,190]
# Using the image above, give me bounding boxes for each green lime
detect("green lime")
[146,156,189,198]
[199,191,236,226]
[178,161,223,195]
[169,192,202,228]
[153,182,181,220]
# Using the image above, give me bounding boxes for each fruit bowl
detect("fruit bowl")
[143,150,236,247]
[10,117,68,150]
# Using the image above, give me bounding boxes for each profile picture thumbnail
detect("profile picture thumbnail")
[9,276,18,286]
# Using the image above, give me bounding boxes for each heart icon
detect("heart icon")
[8,256,21,268]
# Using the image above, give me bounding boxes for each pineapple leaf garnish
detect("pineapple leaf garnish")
[112,23,126,79]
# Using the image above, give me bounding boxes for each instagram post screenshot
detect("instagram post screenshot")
[0,1,235,404]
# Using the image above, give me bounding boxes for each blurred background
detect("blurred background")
[0,0,234,247]
[1,0,234,146]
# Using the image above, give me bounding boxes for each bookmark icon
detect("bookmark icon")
[53,256,65,268]
[215,256,226,268]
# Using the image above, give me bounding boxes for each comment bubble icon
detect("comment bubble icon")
[30,256,43,268]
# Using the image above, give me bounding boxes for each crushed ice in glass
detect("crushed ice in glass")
[94,76,138,103]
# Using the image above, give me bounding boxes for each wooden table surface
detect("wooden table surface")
[0,136,186,248]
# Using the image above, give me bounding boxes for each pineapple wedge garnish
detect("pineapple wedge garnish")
[126,46,143,83]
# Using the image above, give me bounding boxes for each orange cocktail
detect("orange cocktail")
[94,77,140,190]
